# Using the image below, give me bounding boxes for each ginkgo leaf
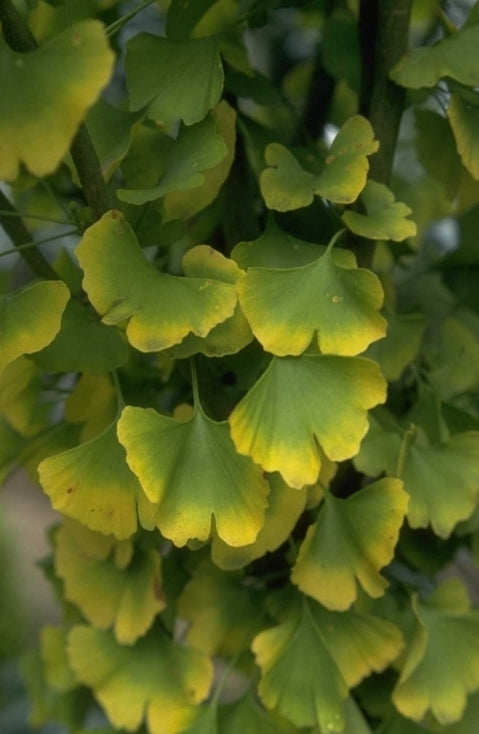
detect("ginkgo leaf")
[342,181,417,241]
[392,587,479,724]
[229,355,386,488]
[163,100,237,221]
[38,422,141,540]
[0,281,70,375]
[125,34,223,126]
[314,697,373,734]
[401,430,479,538]
[0,357,48,437]
[252,597,402,731]
[32,299,129,373]
[260,116,378,211]
[64,373,117,442]
[67,625,214,734]
[0,21,114,180]
[252,599,348,730]
[177,558,260,657]
[291,479,408,610]
[211,474,307,570]
[54,521,165,645]
[117,114,227,205]
[390,24,479,89]
[169,246,253,358]
[0,417,24,483]
[177,705,218,734]
[219,691,298,733]
[448,93,479,181]
[75,211,236,352]
[236,240,386,357]
[166,0,219,40]
[117,403,269,547]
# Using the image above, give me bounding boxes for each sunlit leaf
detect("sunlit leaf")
[0,281,69,376]
[342,181,417,241]
[55,520,164,644]
[177,558,261,656]
[291,479,408,610]
[32,299,129,373]
[117,113,227,205]
[260,116,378,211]
[211,474,307,570]
[229,355,386,488]
[38,422,141,540]
[68,625,214,734]
[392,584,479,725]
[169,246,253,358]
[0,21,114,180]
[237,240,386,357]
[75,211,236,352]
[164,100,236,220]
[390,24,479,89]
[117,403,269,547]
[126,34,223,126]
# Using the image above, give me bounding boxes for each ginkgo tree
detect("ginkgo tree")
[2,0,479,733]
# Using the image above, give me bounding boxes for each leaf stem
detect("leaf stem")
[112,370,125,413]
[0,209,73,226]
[0,190,59,278]
[0,0,113,221]
[105,0,158,37]
[189,357,200,409]
[396,423,417,478]
[0,229,79,259]
[326,228,347,254]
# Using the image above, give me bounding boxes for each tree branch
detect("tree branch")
[0,0,113,221]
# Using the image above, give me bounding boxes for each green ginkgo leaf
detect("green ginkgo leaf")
[229,355,386,488]
[448,94,479,181]
[252,597,402,731]
[342,181,417,241]
[40,626,78,693]
[125,34,223,126]
[67,625,214,734]
[75,211,236,352]
[291,479,408,610]
[38,422,141,540]
[32,299,129,373]
[401,429,479,538]
[169,246,253,358]
[219,691,298,733]
[0,21,114,180]
[163,100,237,221]
[177,558,261,657]
[166,0,219,40]
[260,116,378,211]
[0,281,70,376]
[236,239,386,357]
[390,24,479,89]
[392,585,479,724]
[117,403,269,547]
[54,521,165,645]
[117,113,227,205]
[0,417,24,483]
[0,357,48,437]
[211,474,307,570]
[314,697,373,734]
[64,372,117,442]
[365,312,426,381]
[177,705,218,734]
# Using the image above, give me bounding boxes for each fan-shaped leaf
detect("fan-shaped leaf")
[229,355,386,488]
[0,21,114,180]
[40,626,78,693]
[117,113,227,205]
[392,586,479,724]
[64,373,117,442]
[390,25,479,89]
[75,211,236,352]
[237,242,386,357]
[38,422,141,540]
[342,181,417,241]
[177,558,260,656]
[365,312,426,381]
[291,479,408,610]
[55,521,164,644]
[260,116,378,211]
[0,281,69,376]
[68,625,213,734]
[126,34,223,126]
[117,404,269,547]
[0,357,48,437]
[448,93,479,181]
